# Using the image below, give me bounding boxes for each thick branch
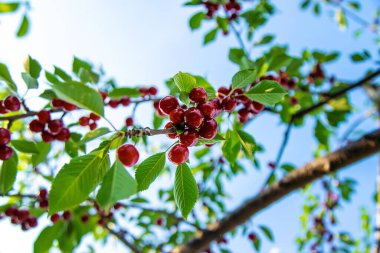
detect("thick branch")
[172,128,380,253]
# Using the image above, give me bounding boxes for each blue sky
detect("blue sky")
[0,0,379,252]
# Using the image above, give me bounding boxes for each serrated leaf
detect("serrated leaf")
[174,163,198,219]
[78,127,111,145]
[245,80,287,105]
[0,152,18,194]
[16,14,29,37]
[49,151,110,214]
[0,63,17,92]
[173,72,196,93]
[108,87,142,98]
[135,152,166,191]
[11,140,39,153]
[96,161,137,209]
[34,222,66,253]
[232,69,257,89]
[51,81,104,116]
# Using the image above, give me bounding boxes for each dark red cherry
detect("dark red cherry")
[179,129,199,147]
[168,144,189,165]
[159,96,179,115]
[184,108,204,129]
[199,119,218,140]
[189,87,207,103]
[117,144,139,167]
[164,122,178,139]
[169,108,185,125]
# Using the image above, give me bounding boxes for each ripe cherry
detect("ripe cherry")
[29,120,45,133]
[41,131,54,143]
[37,110,51,124]
[0,146,12,160]
[99,90,108,101]
[62,102,77,111]
[0,128,11,145]
[62,211,71,220]
[50,213,60,223]
[164,122,178,139]
[221,97,237,112]
[250,101,264,114]
[155,218,163,226]
[268,162,276,169]
[89,122,97,131]
[184,107,204,129]
[169,108,185,125]
[199,119,218,140]
[81,214,89,223]
[168,144,189,165]
[217,87,230,99]
[27,217,37,227]
[120,97,131,106]
[89,113,101,121]
[149,87,158,96]
[125,117,134,127]
[108,99,120,108]
[117,144,139,167]
[56,128,71,142]
[189,87,207,103]
[48,119,64,134]
[248,233,257,242]
[0,101,8,114]
[4,96,21,111]
[39,188,48,199]
[79,117,90,126]
[179,129,199,147]
[52,98,64,108]
[159,96,179,115]
[197,102,217,119]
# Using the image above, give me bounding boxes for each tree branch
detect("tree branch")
[172,128,380,253]
[104,224,144,253]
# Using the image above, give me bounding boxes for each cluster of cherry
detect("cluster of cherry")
[3,206,38,231]
[29,110,71,143]
[51,98,77,111]
[0,95,21,114]
[79,113,101,130]
[0,128,12,160]
[203,0,241,20]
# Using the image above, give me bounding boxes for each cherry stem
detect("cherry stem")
[125,127,176,138]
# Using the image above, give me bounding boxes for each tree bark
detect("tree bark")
[172,129,380,253]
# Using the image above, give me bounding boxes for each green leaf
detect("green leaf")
[222,130,240,165]
[189,12,205,30]
[32,142,51,167]
[254,35,274,46]
[108,87,142,98]
[54,66,72,81]
[21,72,38,89]
[173,72,196,93]
[51,81,104,116]
[34,222,66,253]
[232,69,257,89]
[203,28,218,45]
[135,152,166,191]
[72,57,92,75]
[96,161,137,209]
[174,163,198,219]
[0,152,18,194]
[259,225,274,242]
[350,50,371,62]
[0,63,17,92]
[245,80,287,105]
[24,55,42,79]
[49,151,110,213]
[11,140,39,153]
[194,76,216,98]
[16,14,29,37]
[196,133,225,145]
[45,71,60,84]
[236,129,256,159]
[78,127,111,145]
[0,3,19,13]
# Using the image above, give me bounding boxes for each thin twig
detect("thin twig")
[104,224,143,253]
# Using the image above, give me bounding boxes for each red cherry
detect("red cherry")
[48,119,64,134]
[79,117,90,126]
[139,88,148,96]
[268,162,276,169]
[99,90,108,101]
[169,107,185,125]
[50,213,60,223]
[89,122,97,131]
[248,233,257,242]
[197,102,217,119]
[184,107,204,129]
[0,128,11,145]
[159,96,179,115]
[199,119,218,140]
[125,117,134,127]
[39,200,48,208]
[5,206,18,216]
[4,96,21,111]
[51,98,64,108]
[27,217,38,227]
[120,97,131,106]
[149,87,158,96]
[189,87,207,103]
[114,203,122,210]
[108,99,120,108]
[56,128,71,142]
[179,129,199,147]
[29,120,45,133]
[153,100,160,110]
[217,87,230,99]
[37,110,51,124]
[155,218,163,226]
[17,210,30,222]
[0,145,12,160]
[41,131,54,143]
[117,144,139,167]
[81,214,89,223]
[89,113,101,121]
[39,188,48,199]
[62,211,71,220]
[250,101,264,114]
[290,97,298,106]
[0,100,8,114]
[168,144,189,165]
[62,102,77,111]
[164,122,178,139]
[221,97,237,112]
